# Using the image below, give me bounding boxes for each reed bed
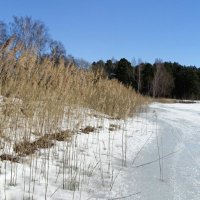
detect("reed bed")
[0,38,148,199]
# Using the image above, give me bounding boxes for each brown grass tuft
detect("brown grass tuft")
[13,140,37,156]
[13,139,54,156]
[13,130,72,156]
[0,154,19,163]
[81,126,95,134]
[32,137,54,149]
[42,130,72,141]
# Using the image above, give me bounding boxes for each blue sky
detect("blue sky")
[1,0,200,66]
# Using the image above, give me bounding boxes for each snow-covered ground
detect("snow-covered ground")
[135,102,200,200]
[0,102,200,200]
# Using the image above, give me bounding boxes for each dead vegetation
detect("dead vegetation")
[109,124,121,131]
[13,130,72,156]
[153,98,176,103]
[0,154,19,162]
[0,37,144,119]
[0,39,146,161]
[0,38,149,198]
[45,130,73,141]
[13,140,37,156]
[80,126,95,134]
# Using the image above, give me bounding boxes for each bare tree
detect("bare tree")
[74,58,90,68]
[152,61,174,98]
[137,63,144,93]
[50,40,66,58]
[10,16,49,54]
[0,21,7,45]
[135,59,143,93]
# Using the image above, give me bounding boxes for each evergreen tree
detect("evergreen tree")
[115,58,135,87]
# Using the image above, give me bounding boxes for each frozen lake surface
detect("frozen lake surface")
[130,102,200,200]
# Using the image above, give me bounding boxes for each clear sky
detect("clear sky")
[1,0,200,66]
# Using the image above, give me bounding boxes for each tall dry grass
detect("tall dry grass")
[0,38,149,199]
[0,38,147,160]
[0,38,145,120]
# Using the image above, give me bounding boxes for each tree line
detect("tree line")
[91,59,200,100]
[1,16,200,100]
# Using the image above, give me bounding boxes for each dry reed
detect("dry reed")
[0,38,148,199]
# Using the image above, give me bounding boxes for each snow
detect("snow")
[0,102,200,199]
[132,102,200,200]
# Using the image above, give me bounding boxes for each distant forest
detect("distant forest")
[1,16,200,100]
[91,59,200,100]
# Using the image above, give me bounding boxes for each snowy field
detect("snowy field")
[0,102,200,199]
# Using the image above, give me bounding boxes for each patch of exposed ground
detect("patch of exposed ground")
[0,154,19,163]
[13,130,73,156]
[80,126,95,134]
